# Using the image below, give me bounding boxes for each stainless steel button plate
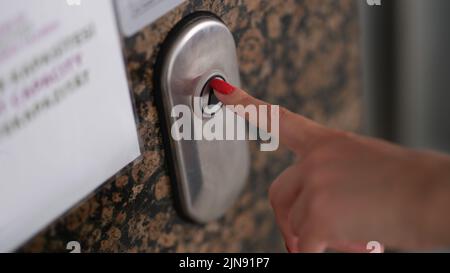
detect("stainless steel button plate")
[156,13,249,223]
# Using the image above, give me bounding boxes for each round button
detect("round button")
[201,76,224,118]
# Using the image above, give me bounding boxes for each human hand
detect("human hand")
[211,78,450,253]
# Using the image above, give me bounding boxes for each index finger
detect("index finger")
[210,78,331,155]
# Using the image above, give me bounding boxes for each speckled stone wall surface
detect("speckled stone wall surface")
[20,0,361,252]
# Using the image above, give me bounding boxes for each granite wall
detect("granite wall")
[21,0,361,252]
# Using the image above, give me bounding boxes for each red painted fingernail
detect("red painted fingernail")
[210,78,236,95]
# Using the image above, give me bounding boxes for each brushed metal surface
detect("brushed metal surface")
[159,15,249,223]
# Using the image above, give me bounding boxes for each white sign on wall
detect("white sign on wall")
[0,0,141,251]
